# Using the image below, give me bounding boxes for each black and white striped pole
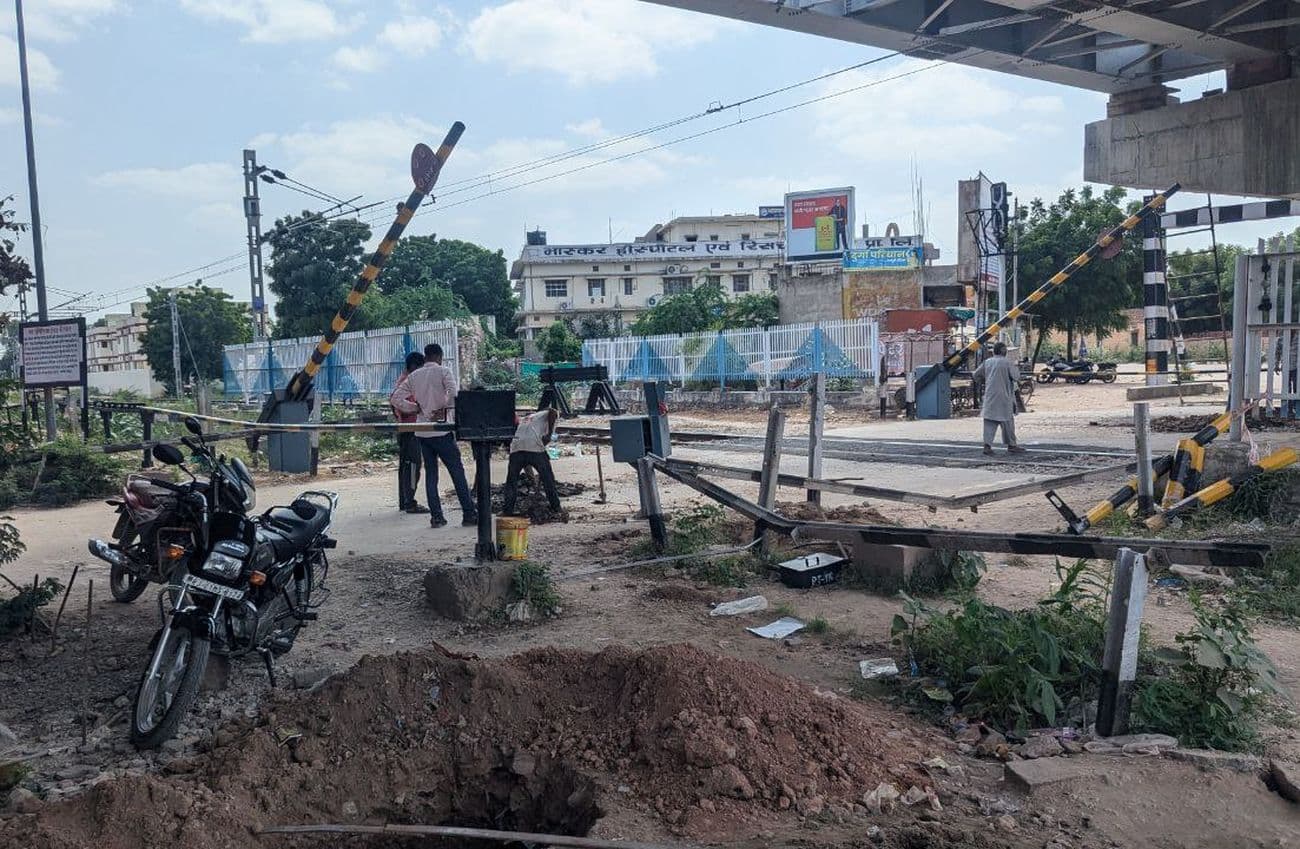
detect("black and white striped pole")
[1142,199,1171,386]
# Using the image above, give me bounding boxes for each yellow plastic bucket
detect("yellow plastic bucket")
[496,517,531,561]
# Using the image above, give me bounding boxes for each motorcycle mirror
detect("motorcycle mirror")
[152,443,186,466]
[184,417,204,436]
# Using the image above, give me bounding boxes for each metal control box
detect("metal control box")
[264,390,312,473]
[914,367,951,420]
[610,416,652,463]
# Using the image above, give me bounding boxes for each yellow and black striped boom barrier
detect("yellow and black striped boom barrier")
[284,122,466,402]
[1146,447,1298,531]
[1049,408,1233,534]
[916,183,1180,390]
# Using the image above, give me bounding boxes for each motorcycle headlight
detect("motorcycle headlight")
[203,541,249,580]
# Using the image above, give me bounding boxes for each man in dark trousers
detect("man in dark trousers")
[389,351,427,514]
[502,407,561,516]
[830,197,848,250]
[389,343,477,528]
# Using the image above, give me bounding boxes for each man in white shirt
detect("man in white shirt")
[502,407,561,515]
[389,343,477,528]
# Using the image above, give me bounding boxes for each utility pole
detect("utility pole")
[1011,197,1020,348]
[169,290,182,399]
[15,0,56,440]
[243,149,267,338]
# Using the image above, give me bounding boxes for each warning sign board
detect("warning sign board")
[20,318,86,388]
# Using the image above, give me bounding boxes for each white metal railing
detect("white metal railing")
[581,318,879,386]
[222,320,460,401]
[1230,235,1298,437]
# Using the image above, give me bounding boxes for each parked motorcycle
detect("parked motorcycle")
[128,417,337,748]
[1035,356,1118,384]
[88,439,256,603]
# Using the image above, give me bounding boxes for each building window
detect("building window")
[622,277,635,296]
[737,261,745,268]
[707,275,721,286]
[544,279,568,298]
[768,273,779,291]
[764,231,778,238]
[663,276,692,296]
[741,232,751,240]
[710,261,721,269]
[684,235,697,242]
[587,278,606,297]
[732,274,751,293]
[709,234,719,241]
[623,264,631,272]
[591,265,600,272]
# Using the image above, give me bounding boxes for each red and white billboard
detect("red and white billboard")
[783,187,855,263]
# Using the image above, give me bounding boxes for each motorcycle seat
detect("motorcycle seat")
[259,500,330,559]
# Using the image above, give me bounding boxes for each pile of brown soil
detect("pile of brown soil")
[775,500,895,526]
[489,479,585,524]
[2,644,931,849]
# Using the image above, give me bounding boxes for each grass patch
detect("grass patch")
[1,576,60,640]
[633,505,765,587]
[511,562,562,617]
[892,559,1109,731]
[807,615,830,635]
[1237,543,1300,621]
[1132,592,1283,751]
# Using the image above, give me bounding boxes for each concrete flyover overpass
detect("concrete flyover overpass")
[643,0,1300,198]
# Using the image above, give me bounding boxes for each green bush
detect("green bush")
[0,576,61,639]
[893,559,1108,730]
[1133,593,1282,750]
[512,562,562,617]
[31,438,128,507]
[1238,543,1300,621]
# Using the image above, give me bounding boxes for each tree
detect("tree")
[539,321,582,363]
[629,281,727,336]
[0,195,33,300]
[381,236,517,333]
[571,311,621,339]
[140,286,252,391]
[724,292,779,328]
[1017,186,1142,362]
[362,283,470,328]
[265,212,371,339]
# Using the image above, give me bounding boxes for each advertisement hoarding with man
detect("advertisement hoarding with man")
[783,187,855,263]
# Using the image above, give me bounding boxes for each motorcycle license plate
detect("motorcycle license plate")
[183,574,245,601]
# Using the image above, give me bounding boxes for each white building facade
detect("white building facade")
[86,302,166,397]
[511,214,785,340]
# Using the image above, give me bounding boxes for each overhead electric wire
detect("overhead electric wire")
[71,32,1010,316]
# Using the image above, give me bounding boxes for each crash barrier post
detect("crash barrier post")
[807,372,825,505]
[283,123,465,403]
[916,185,1180,394]
[753,405,785,553]
[1133,402,1155,516]
[1161,437,1205,506]
[636,456,667,550]
[1145,447,1298,531]
[1096,548,1148,736]
[1048,407,1234,534]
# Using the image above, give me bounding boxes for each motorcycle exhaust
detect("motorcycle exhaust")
[88,538,130,569]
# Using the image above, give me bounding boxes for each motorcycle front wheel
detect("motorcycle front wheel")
[109,524,149,603]
[1100,371,1117,384]
[130,625,210,749]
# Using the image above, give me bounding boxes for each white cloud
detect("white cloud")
[464,0,727,85]
[179,0,356,44]
[0,35,60,90]
[21,0,120,42]
[332,45,383,73]
[378,15,445,57]
[92,163,238,201]
[809,60,1062,162]
[565,118,607,139]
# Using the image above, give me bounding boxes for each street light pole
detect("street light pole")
[15,0,56,440]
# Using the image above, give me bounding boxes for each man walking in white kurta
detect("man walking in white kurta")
[972,342,1026,456]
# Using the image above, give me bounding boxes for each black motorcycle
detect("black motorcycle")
[89,440,256,603]
[1036,356,1118,384]
[128,417,337,748]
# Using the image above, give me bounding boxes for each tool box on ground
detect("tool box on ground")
[778,552,846,589]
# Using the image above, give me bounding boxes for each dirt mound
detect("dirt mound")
[640,584,716,605]
[776,500,895,525]
[3,644,930,848]
[489,479,585,524]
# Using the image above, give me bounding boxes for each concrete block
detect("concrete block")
[1270,760,1300,803]
[847,542,939,592]
[1004,757,1104,792]
[1166,748,1264,774]
[423,561,518,620]
[1202,441,1254,482]
[1125,383,1216,401]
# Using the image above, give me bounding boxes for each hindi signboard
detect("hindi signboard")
[783,187,855,263]
[519,239,784,265]
[843,246,924,270]
[20,318,87,388]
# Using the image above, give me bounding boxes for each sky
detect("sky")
[1,0,1293,323]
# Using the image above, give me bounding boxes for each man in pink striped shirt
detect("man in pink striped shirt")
[389,343,477,528]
